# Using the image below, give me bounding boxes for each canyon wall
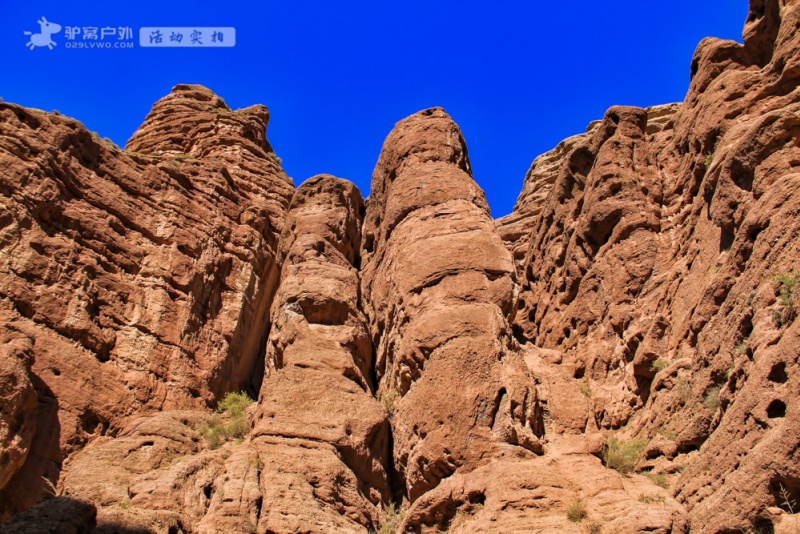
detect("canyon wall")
[1,0,799,532]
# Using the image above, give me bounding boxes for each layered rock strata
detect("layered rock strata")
[0,84,293,519]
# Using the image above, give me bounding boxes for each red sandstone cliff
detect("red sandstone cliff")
[1,0,799,532]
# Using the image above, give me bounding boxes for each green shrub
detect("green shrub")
[218,392,254,417]
[704,153,714,168]
[377,502,405,534]
[566,498,587,522]
[579,381,592,398]
[227,417,250,442]
[774,271,799,306]
[773,271,800,326]
[650,358,668,373]
[703,386,720,410]
[603,436,647,474]
[378,390,398,417]
[197,415,226,449]
[197,392,254,449]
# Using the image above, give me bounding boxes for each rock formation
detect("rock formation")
[1,0,799,532]
[502,0,800,530]
[0,84,293,519]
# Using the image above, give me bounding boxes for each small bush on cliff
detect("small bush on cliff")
[566,498,587,522]
[218,392,254,417]
[650,358,669,373]
[377,502,405,534]
[378,390,398,417]
[197,392,254,449]
[703,386,721,410]
[603,436,647,474]
[676,376,691,405]
[772,270,800,327]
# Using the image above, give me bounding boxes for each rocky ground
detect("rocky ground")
[1,0,799,532]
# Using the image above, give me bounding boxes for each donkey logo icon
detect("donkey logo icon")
[24,17,62,50]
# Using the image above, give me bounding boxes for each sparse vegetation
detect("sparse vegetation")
[377,502,405,534]
[773,308,787,328]
[196,391,254,449]
[775,271,800,306]
[118,498,131,510]
[735,341,746,353]
[703,386,721,410]
[772,270,800,327]
[579,381,592,398]
[658,427,678,440]
[603,436,647,474]
[102,137,120,150]
[643,471,670,489]
[705,153,714,169]
[638,493,665,504]
[90,131,120,150]
[218,392,254,417]
[52,109,60,116]
[724,361,735,381]
[676,376,691,405]
[378,390,398,417]
[252,456,264,471]
[566,498,587,522]
[650,358,669,373]
[778,483,796,514]
[272,153,283,165]
[584,521,602,534]
[41,475,57,496]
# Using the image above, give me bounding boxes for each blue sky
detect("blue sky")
[1,1,746,217]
